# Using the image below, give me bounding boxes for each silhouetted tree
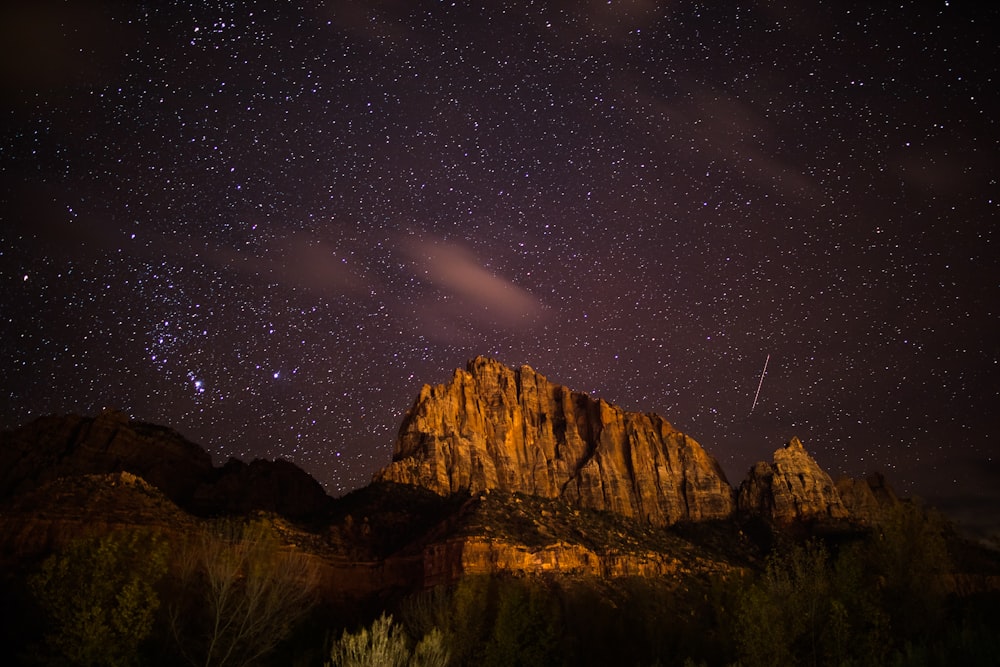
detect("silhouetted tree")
[168,518,319,667]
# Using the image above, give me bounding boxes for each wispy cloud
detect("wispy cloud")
[400,237,548,342]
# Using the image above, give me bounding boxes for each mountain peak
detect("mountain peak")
[375,357,736,526]
[786,436,806,451]
[738,436,849,523]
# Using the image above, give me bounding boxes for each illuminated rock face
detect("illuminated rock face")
[375,356,736,526]
[420,537,690,587]
[737,437,849,523]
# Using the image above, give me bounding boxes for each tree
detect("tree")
[734,540,836,667]
[735,533,924,667]
[870,501,950,640]
[168,518,320,667]
[28,528,169,666]
[401,576,492,666]
[482,577,562,667]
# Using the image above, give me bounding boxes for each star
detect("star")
[0,0,996,530]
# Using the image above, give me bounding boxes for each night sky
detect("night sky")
[2,2,998,534]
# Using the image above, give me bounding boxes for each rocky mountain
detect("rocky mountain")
[2,355,998,667]
[0,357,919,592]
[836,472,901,525]
[0,409,332,519]
[0,471,198,559]
[376,356,736,526]
[737,436,850,523]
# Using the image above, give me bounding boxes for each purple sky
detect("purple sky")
[2,1,997,535]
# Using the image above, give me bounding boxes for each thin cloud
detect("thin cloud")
[400,237,548,341]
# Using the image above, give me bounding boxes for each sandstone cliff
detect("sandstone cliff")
[737,437,849,523]
[375,356,735,526]
[409,489,750,587]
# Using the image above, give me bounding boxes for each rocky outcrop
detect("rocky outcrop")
[0,409,332,519]
[191,457,333,519]
[836,472,900,525]
[422,537,685,586]
[410,490,747,587]
[0,471,197,559]
[737,437,848,523]
[0,409,214,503]
[375,356,735,526]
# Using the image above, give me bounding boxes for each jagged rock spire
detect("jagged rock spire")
[737,436,849,523]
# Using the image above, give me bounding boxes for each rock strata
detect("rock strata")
[737,437,848,523]
[375,356,736,526]
[422,536,686,586]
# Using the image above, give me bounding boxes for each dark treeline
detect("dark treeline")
[2,503,999,666]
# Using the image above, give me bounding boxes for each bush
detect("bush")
[326,613,448,667]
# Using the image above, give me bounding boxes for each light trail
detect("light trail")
[749,353,770,415]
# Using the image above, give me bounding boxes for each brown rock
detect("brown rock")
[0,471,197,560]
[0,410,333,519]
[191,457,333,519]
[836,472,900,525]
[0,409,213,503]
[375,356,735,526]
[738,437,848,523]
[421,536,686,586]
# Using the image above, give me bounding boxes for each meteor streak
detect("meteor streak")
[749,353,770,415]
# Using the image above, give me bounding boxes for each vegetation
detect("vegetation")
[326,613,448,667]
[729,503,989,667]
[27,529,169,666]
[167,518,321,667]
[6,500,1000,667]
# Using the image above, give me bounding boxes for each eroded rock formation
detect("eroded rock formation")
[0,409,214,503]
[375,356,736,526]
[737,437,849,523]
[422,537,686,585]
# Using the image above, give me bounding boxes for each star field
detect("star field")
[1,1,998,534]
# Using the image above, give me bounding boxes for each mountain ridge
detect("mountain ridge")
[0,357,901,530]
[0,356,926,590]
[376,356,891,528]
[0,408,333,520]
